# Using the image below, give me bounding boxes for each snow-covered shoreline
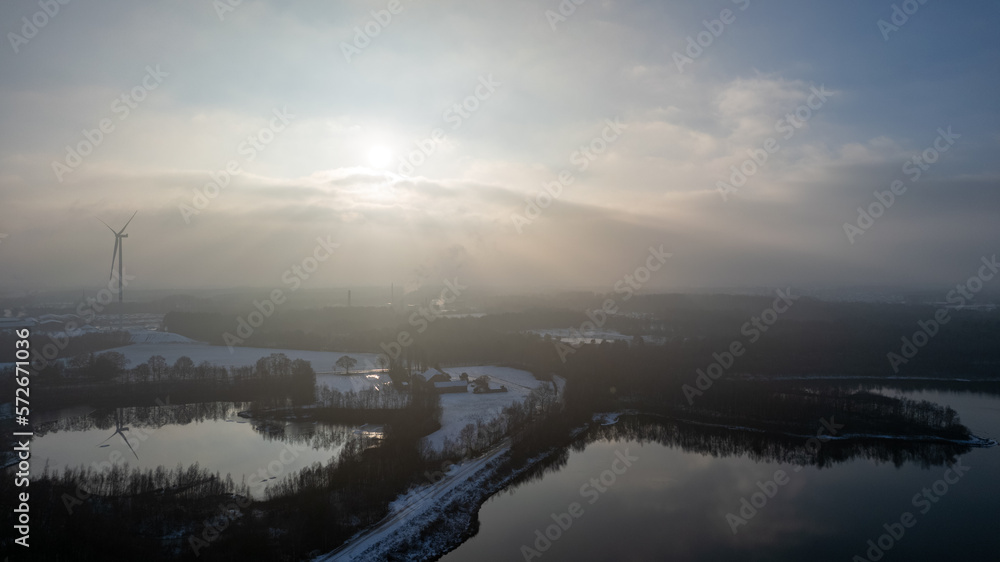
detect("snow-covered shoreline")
[315,404,996,560]
[315,412,593,561]
[624,412,998,448]
[734,373,1000,383]
[314,441,513,561]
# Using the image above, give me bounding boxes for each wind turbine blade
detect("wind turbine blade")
[110,238,120,280]
[98,218,117,234]
[99,432,117,445]
[118,210,138,234]
[119,431,139,460]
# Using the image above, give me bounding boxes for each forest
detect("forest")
[158,294,1000,379]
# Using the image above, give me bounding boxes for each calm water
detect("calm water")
[29,402,354,497]
[441,389,999,561]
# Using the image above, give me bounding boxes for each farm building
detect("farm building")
[433,380,469,394]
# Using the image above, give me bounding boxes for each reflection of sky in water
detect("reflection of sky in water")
[442,390,1000,562]
[31,416,347,498]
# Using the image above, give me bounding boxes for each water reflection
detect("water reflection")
[30,401,361,498]
[97,408,139,460]
[512,414,974,494]
[442,390,999,562]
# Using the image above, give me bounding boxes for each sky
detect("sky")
[0,0,998,294]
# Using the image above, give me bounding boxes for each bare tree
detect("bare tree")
[335,355,358,375]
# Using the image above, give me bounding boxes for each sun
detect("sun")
[367,145,393,169]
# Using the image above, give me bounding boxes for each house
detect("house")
[419,367,453,384]
[433,380,469,394]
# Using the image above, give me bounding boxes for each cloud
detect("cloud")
[1,0,998,293]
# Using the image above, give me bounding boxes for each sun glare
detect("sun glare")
[367,145,393,168]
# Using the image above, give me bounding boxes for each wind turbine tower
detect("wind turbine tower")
[99,211,137,331]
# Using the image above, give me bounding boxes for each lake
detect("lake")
[28,401,355,498]
[440,388,1000,561]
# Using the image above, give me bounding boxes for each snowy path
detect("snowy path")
[315,439,510,561]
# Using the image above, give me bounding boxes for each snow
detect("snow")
[552,374,566,395]
[671,417,998,447]
[315,418,573,561]
[125,329,196,344]
[593,412,621,426]
[105,340,377,371]
[529,328,665,345]
[315,440,511,561]
[437,312,487,319]
[735,374,1000,382]
[316,372,393,394]
[421,366,552,452]
[97,338,387,393]
[418,367,446,380]
[433,381,468,390]
[0,317,36,329]
[3,328,386,396]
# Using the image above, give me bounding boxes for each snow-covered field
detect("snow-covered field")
[421,366,554,452]
[60,334,550,426]
[107,340,377,371]
[107,339,553,434]
[126,329,196,344]
[5,327,383,394]
[529,328,665,345]
[100,331,387,393]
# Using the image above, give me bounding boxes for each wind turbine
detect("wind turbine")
[97,408,139,461]
[99,211,137,331]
